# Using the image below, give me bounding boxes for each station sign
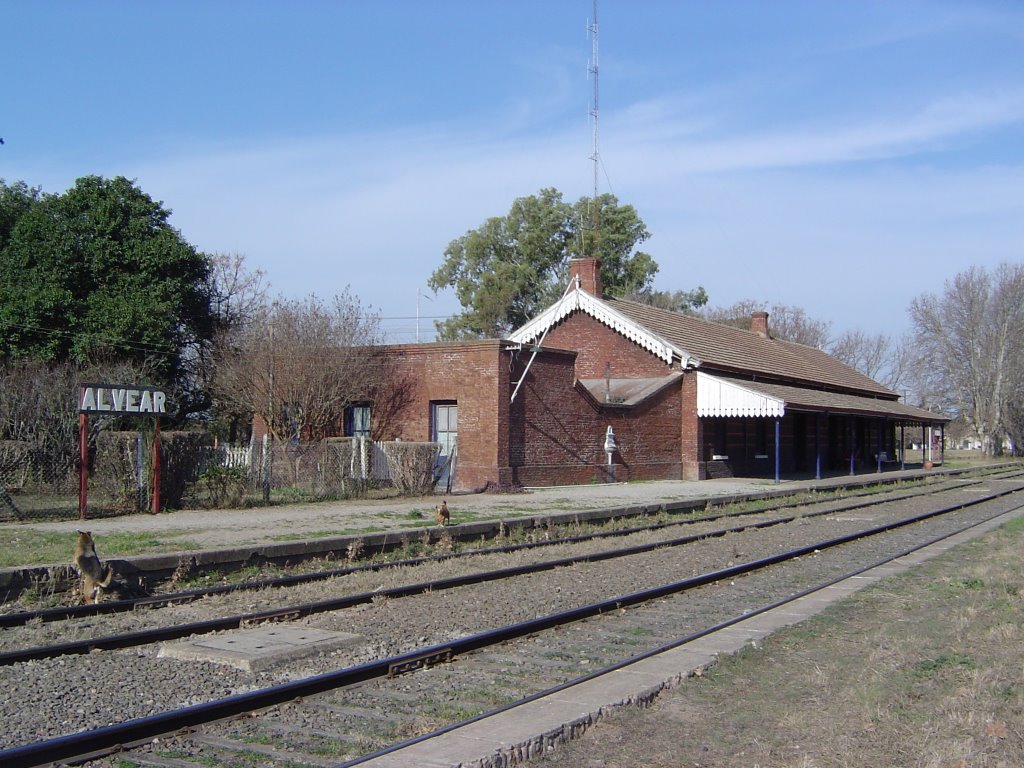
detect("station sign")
[78,383,172,416]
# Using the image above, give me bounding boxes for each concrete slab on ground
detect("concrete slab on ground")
[158,626,360,672]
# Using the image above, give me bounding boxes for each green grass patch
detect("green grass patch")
[911,652,976,678]
[0,528,203,567]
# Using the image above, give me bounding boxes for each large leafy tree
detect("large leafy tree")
[0,180,41,251]
[429,188,666,340]
[0,176,214,393]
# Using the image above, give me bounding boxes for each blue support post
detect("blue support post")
[849,418,855,476]
[774,417,781,484]
[876,418,883,474]
[815,413,822,480]
[900,423,905,470]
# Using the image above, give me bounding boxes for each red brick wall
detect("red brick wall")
[541,312,673,380]
[508,348,683,486]
[680,372,703,480]
[380,341,509,491]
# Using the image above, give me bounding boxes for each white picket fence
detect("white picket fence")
[204,439,392,482]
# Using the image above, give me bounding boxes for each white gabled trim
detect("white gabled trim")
[697,372,786,418]
[508,288,694,367]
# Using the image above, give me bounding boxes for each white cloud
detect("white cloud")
[61,80,1024,343]
[605,89,1024,178]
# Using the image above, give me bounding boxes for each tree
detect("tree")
[429,188,667,339]
[0,179,41,252]
[0,358,154,476]
[829,330,914,393]
[909,263,1024,455]
[207,252,268,334]
[0,176,214,393]
[703,300,832,349]
[185,252,269,433]
[210,291,386,444]
[626,285,709,313]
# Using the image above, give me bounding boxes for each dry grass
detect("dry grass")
[535,516,1024,768]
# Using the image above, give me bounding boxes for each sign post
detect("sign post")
[151,416,161,514]
[78,383,172,520]
[78,413,88,520]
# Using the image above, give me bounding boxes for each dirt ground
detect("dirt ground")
[532,515,1024,768]
[3,477,793,550]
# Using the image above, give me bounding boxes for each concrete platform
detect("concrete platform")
[354,506,1024,767]
[158,626,361,672]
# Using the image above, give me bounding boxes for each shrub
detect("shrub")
[93,432,144,511]
[381,441,440,495]
[94,430,212,511]
[0,440,32,491]
[195,464,250,508]
[321,437,373,496]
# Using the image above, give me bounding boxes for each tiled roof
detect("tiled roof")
[606,297,896,398]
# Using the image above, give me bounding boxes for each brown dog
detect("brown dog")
[434,500,450,526]
[74,531,115,604]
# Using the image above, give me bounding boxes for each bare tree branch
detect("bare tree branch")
[210,290,386,445]
[909,263,1024,454]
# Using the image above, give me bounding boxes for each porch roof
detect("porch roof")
[698,373,947,424]
[578,372,683,408]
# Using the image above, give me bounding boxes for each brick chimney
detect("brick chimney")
[751,311,770,338]
[568,257,602,296]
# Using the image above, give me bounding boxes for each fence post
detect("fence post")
[135,434,146,511]
[151,417,162,514]
[78,413,89,520]
[261,433,271,503]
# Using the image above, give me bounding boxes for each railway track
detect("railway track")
[5,469,1017,631]
[3,468,1015,629]
[1,472,1022,767]
[0,472,1014,663]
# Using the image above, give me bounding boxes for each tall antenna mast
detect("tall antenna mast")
[588,0,600,251]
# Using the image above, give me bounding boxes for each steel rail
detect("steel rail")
[0,478,904,626]
[0,471,993,628]
[2,484,1020,768]
[0,478,1003,665]
[340,498,1024,767]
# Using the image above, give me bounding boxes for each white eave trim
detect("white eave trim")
[508,288,695,367]
[697,372,786,418]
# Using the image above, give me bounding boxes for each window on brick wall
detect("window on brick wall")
[345,404,371,438]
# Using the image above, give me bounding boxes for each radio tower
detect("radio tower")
[588,0,601,252]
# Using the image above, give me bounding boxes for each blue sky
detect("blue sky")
[3,1,1023,342]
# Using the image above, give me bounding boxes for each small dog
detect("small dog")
[74,530,115,604]
[434,500,450,526]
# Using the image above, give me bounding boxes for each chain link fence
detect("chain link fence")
[0,435,446,521]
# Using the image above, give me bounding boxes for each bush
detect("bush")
[381,441,440,495]
[321,437,373,497]
[94,430,212,512]
[195,464,250,508]
[159,431,211,508]
[0,440,32,491]
[93,432,144,511]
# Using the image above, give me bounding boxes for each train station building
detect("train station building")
[368,258,946,492]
